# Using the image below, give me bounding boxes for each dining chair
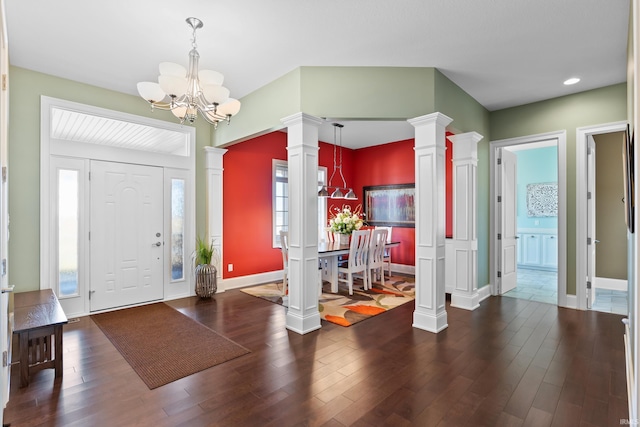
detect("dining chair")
[368,228,388,287]
[375,226,393,276]
[279,230,289,296]
[324,227,336,243]
[337,229,370,295]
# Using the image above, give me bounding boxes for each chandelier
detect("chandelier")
[136,17,241,127]
[318,123,357,200]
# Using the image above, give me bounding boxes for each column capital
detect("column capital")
[449,132,483,162]
[280,112,324,128]
[408,112,453,129]
[204,146,228,169]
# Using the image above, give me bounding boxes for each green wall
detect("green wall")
[8,66,212,292]
[490,83,627,294]
[434,70,491,287]
[214,67,439,146]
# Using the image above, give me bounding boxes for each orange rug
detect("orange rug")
[241,275,415,327]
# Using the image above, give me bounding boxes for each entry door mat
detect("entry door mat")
[241,275,415,327]
[91,302,250,389]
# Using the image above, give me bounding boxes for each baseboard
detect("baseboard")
[392,263,415,276]
[563,294,578,309]
[222,270,283,291]
[478,284,492,302]
[595,277,627,291]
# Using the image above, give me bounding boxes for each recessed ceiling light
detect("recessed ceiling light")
[564,77,581,85]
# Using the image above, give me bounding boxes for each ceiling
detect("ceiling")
[4,0,630,149]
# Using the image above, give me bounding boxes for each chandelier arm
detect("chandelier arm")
[199,110,219,126]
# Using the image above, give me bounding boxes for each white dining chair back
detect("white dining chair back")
[279,230,289,296]
[337,230,370,295]
[375,226,393,276]
[325,227,336,243]
[368,229,388,287]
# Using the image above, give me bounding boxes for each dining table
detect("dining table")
[318,240,400,293]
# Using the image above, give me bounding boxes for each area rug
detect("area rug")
[91,303,250,389]
[241,275,415,327]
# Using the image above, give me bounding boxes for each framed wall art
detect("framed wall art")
[363,183,415,227]
[526,182,558,217]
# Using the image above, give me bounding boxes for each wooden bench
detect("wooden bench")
[13,289,68,387]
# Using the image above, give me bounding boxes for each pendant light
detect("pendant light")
[318,123,357,200]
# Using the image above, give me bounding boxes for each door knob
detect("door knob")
[152,242,162,247]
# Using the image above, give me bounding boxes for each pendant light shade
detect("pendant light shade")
[318,186,329,197]
[330,188,344,199]
[344,188,357,200]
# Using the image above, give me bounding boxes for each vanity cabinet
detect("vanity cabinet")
[517,229,557,271]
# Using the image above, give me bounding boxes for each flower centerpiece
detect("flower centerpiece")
[329,204,365,245]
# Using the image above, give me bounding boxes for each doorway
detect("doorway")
[40,97,196,317]
[490,131,567,306]
[577,122,629,314]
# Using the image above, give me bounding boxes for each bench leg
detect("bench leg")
[18,331,28,388]
[54,325,63,378]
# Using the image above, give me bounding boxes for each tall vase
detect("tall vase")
[338,233,350,246]
[195,263,217,298]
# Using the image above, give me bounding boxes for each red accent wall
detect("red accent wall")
[223,132,347,278]
[222,131,453,279]
[223,132,286,278]
[446,132,454,238]
[350,139,416,266]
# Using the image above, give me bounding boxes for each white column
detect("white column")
[449,132,482,310]
[281,113,323,334]
[409,112,452,333]
[204,146,227,292]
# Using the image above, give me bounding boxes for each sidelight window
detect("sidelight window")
[58,169,79,297]
[171,178,185,281]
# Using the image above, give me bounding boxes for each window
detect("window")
[272,160,327,247]
[58,169,79,297]
[273,161,288,247]
[171,178,185,281]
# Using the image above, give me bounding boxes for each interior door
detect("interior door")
[586,135,596,308]
[90,161,164,312]
[0,0,10,419]
[499,147,518,294]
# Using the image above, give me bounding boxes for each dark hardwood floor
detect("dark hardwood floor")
[4,287,628,426]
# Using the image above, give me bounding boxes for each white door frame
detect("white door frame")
[576,121,627,310]
[489,130,567,306]
[40,97,196,317]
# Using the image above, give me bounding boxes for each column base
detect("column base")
[286,311,321,335]
[451,290,480,311]
[412,309,448,333]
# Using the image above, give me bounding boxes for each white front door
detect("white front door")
[499,148,518,294]
[586,136,596,308]
[90,161,164,312]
